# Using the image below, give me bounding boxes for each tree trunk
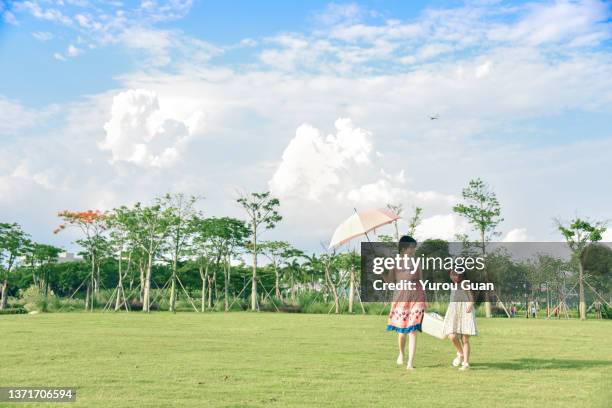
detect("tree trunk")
[43,267,49,297]
[90,251,96,311]
[224,256,230,312]
[481,231,492,318]
[115,251,125,312]
[33,262,39,290]
[325,266,340,314]
[142,252,152,312]
[546,283,550,319]
[207,273,214,309]
[115,254,123,312]
[579,262,586,320]
[169,259,177,313]
[333,288,340,314]
[275,264,280,299]
[0,279,8,310]
[201,279,206,312]
[251,229,258,311]
[139,261,145,303]
[213,270,219,306]
[348,268,355,313]
[114,286,123,312]
[199,266,207,312]
[95,263,100,297]
[85,284,90,311]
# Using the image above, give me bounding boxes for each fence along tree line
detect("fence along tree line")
[1,180,610,318]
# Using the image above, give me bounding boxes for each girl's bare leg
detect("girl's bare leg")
[397,333,406,364]
[406,332,417,369]
[449,334,463,355]
[462,335,470,365]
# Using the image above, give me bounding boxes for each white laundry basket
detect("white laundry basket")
[421,312,446,339]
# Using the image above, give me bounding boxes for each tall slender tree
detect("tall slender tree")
[386,203,403,240]
[191,216,214,312]
[453,178,503,318]
[281,247,304,302]
[556,217,607,320]
[27,243,62,297]
[114,201,172,312]
[338,251,362,313]
[237,192,282,311]
[204,217,250,311]
[55,210,107,311]
[407,207,423,237]
[159,194,201,313]
[320,253,342,314]
[0,223,30,309]
[260,241,292,299]
[106,212,131,311]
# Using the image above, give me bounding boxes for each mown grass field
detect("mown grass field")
[1,313,611,407]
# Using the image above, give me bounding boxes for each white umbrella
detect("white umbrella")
[329,208,401,249]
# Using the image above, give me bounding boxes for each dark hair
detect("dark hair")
[398,235,417,252]
[450,269,466,282]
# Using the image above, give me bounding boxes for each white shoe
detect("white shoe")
[459,362,470,371]
[406,364,415,370]
[452,353,463,367]
[396,354,404,365]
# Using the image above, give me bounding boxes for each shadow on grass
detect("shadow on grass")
[476,358,612,370]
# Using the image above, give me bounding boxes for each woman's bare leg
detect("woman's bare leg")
[406,332,417,369]
[461,335,470,365]
[397,333,406,364]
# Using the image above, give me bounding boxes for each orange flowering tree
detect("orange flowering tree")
[55,210,107,310]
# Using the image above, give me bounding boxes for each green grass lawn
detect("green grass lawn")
[1,313,611,408]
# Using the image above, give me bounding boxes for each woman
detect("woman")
[386,236,426,370]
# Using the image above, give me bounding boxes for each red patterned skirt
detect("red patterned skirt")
[387,301,426,334]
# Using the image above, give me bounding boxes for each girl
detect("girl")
[443,270,477,370]
[386,236,426,370]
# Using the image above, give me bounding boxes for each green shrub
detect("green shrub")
[19,285,56,313]
[303,302,334,314]
[296,292,321,309]
[56,298,85,312]
[260,296,285,312]
[278,304,302,313]
[213,298,248,312]
[0,307,27,315]
[601,304,612,319]
[175,299,199,312]
[364,303,390,315]
[95,289,117,306]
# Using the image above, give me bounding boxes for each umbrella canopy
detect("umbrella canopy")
[329,208,401,249]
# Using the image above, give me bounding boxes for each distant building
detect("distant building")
[58,252,83,263]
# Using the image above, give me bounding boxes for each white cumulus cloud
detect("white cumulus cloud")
[269,118,373,201]
[268,118,462,243]
[415,214,470,241]
[99,89,197,168]
[503,227,530,242]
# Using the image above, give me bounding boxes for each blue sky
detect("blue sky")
[0,1,461,105]
[1,0,612,251]
[6,0,606,106]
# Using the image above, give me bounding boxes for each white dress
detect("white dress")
[442,289,478,336]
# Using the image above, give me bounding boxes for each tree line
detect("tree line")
[1,179,609,319]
